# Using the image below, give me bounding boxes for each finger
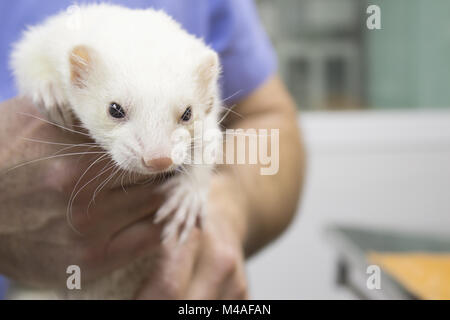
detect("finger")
[184,264,227,299]
[185,231,248,300]
[136,233,201,299]
[184,239,235,299]
[218,268,249,300]
[105,214,163,264]
[59,214,165,282]
[96,186,165,235]
[72,185,165,237]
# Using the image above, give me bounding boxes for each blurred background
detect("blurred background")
[247,0,450,299]
[257,0,450,111]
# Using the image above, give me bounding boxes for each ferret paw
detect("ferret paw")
[33,82,73,128]
[154,178,208,244]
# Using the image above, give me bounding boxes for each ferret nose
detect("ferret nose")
[142,157,173,171]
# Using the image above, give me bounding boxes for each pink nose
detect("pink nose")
[142,157,173,171]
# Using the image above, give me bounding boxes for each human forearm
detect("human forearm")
[218,75,306,256]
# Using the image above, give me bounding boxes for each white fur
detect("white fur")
[10,4,221,299]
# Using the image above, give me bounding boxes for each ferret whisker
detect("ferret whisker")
[16,112,91,137]
[217,107,235,126]
[20,137,100,147]
[157,172,164,185]
[119,168,128,192]
[5,151,108,173]
[66,154,111,231]
[216,104,243,119]
[21,136,104,164]
[91,161,124,203]
[140,174,152,186]
[105,162,130,192]
[54,143,102,156]
[174,168,184,176]
[67,158,116,225]
[127,169,131,186]
[67,153,110,214]
[145,174,154,186]
[176,165,187,176]
[146,174,158,186]
[179,164,195,183]
[221,89,243,104]
[112,161,132,188]
[86,169,116,213]
[182,163,211,169]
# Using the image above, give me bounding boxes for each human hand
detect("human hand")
[136,174,249,299]
[0,97,165,288]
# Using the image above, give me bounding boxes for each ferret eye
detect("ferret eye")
[180,106,192,122]
[109,102,126,119]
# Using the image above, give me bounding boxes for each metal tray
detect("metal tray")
[326,226,450,299]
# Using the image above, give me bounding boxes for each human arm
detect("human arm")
[219,75,305,256]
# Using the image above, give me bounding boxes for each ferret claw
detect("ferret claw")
[155,178,207,243]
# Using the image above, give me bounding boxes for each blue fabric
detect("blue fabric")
[0,0,276,299]
[0,0,276,104]
[0,277,7,299]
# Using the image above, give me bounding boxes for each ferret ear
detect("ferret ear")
[197,50,220,90]
[69,45,95,88]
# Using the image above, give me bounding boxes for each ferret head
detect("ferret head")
[67,44,220,175]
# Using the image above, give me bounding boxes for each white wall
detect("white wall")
[247,110,450,299]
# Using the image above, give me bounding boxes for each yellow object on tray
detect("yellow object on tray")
[368,252,450,300]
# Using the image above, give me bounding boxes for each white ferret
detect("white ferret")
[9,4,221,299]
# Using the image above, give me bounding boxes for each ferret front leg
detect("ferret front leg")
[154,166,212,243]
[11,39,73,127]
[33,82,73,128]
